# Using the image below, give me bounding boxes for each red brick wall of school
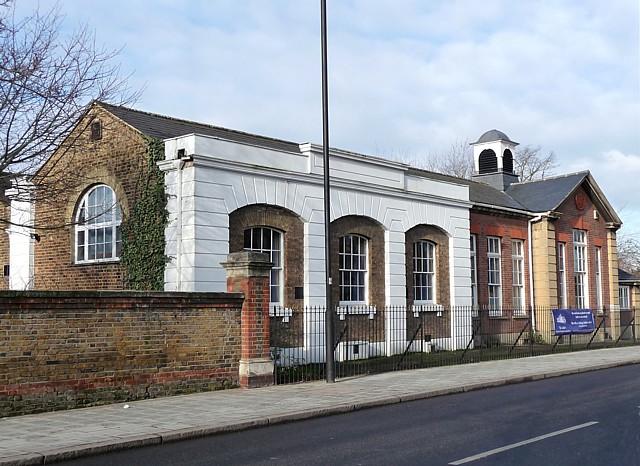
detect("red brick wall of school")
[553,186,612,310]
[470,211,531,309]
[0,290,243,416]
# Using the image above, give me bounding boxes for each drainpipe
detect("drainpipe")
[527,214,544,331]
[176,160,184,291]
[175,148,192,291]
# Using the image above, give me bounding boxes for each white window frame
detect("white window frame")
[511,239,525,314]
[595,247,603,314]
[487,236,502,315]
[557,242,567,308]
[244,227,283,307]
[339,234,368,305]
[470,234,478,312]
[573,229,589,309]
[75,185,122,263]
[619,286,630,310]
[413,240,436,304]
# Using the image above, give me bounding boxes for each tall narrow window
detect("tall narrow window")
[487,236,502,314]
[339,235,368,304]
[75,185,122,263]
[573,229,588,308]
[244,227,283,305]
[595,247,603,313]
[619,286,630,310]
[557,243,567,308]
[413,241,436,303]
[470,235,478,310]
[512,239,525,314]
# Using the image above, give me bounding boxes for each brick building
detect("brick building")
[1,103,623,353]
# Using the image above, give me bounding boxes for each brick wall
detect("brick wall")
[0,290,243,416]
[32,107,149,290]
[553,186,612,310]
[470,211,530,308]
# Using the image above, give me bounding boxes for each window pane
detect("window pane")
[252,228,261,250]
[263,229,271,249]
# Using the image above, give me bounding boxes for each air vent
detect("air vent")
[503,149,514,173]
[478,149,498,174]
[90,120,102,140]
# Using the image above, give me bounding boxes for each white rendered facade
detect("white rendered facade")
[159,133,473,354]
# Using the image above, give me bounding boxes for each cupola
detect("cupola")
[471,129,519,191]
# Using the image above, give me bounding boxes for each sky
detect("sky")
[14,0,640,233]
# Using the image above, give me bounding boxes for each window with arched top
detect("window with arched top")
[503,149,514,173]
[478,149,498,174]
[75,185,122,263]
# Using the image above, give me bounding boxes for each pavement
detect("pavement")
[1,346,639,466]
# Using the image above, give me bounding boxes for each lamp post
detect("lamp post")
[320,0,335,383]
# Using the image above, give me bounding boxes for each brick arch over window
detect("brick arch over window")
[229,204,304,308]
[405,224,450,307]
[330,215,385,310]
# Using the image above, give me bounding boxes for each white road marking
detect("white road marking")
[449,421,599,465]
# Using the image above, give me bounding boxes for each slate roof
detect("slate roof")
[95,103,618,222]
[505,172,588,212]
[406,168,527,211]
[97,102,301,153]
[619,269,640,284]
[472,129,517,145]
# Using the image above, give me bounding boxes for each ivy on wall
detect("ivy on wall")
[120,135,168,290]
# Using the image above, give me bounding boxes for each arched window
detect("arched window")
[244,227,283,305]
[75,185,122,263]
[478,149,498,174]
[503,149,514,173]
[339,234,368,304]
[413,240,436,303]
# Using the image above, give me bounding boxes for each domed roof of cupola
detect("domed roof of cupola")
[473,129,517,145]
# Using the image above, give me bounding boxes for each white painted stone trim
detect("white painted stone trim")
[336,305,377,320]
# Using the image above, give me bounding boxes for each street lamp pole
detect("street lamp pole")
[320,0,335,383]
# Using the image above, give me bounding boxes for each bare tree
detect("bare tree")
[421,139,474,179]
[0,0,138,204]
[514,145,558,181]
[617,232,640,275]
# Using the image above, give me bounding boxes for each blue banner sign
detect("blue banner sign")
[552,309,596,335]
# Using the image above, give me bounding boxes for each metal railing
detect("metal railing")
[270,305,639,384]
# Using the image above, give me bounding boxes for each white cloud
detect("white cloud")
[11,0,640,228]
[566,150,640,233]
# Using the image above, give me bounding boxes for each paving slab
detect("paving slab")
[0,346,638,466]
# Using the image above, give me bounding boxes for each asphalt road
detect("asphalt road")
[60,364,640,465]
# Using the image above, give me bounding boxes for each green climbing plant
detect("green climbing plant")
[120,135,168,290]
